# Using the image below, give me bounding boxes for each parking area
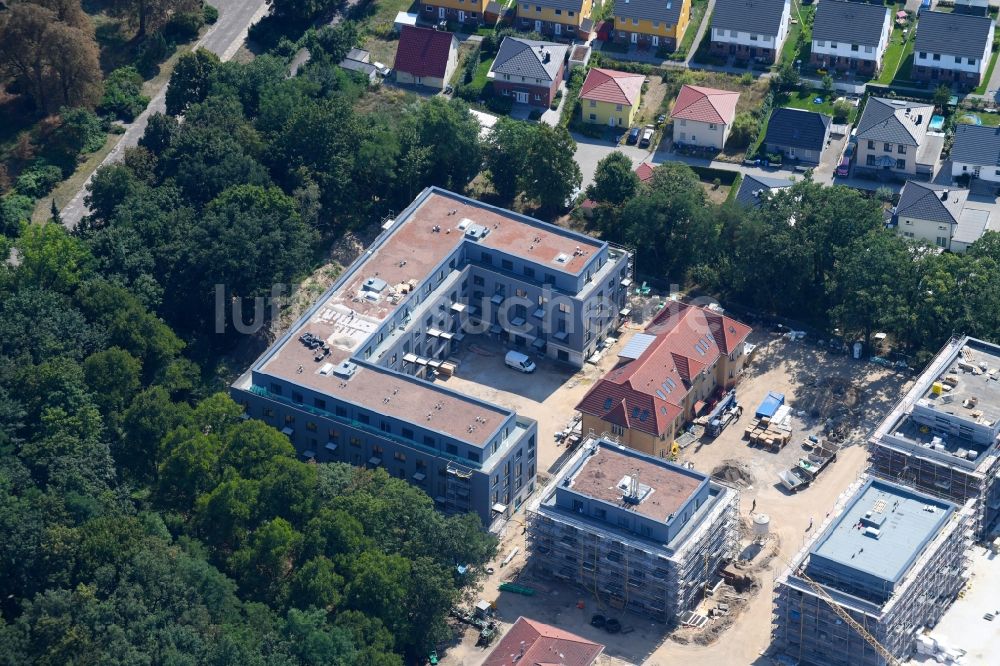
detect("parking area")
[439,321,913,666]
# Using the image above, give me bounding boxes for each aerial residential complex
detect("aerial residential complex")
[232,188,632,527]
[526,439,740,624]
[869,336,1000,538]
[773,477,974,666]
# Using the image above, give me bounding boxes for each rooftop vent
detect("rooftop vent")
[464,223,489,240]
[863,527,882,539]
[332,361,358,379]
[941,189,949,202]
[555,252,569,263]
[618,474,653,505]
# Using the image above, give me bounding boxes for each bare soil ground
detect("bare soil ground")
[636,78,668,127]
[700,181,731,204]
[439,310,913,666]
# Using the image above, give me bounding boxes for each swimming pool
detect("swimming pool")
[929,115,945,131]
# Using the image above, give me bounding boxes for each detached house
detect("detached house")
[393,26,459,91]
[895,180,992,253]
[423,0,488,26]
[488,37,568,107]
[951,124,1000,186]
[575,302,752,458]
[613,0,691,52]
[762,107,831,164]
[810,0,891,76]
[854,97,941,181]
[913,11,995,89]
[516,0,594,39]
[709,0,791,65]
[670,84,740,150]
[579,68,644,127]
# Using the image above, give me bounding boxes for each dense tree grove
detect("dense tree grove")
[587,155,1000,363]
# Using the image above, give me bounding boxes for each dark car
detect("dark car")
[626,127,640,145]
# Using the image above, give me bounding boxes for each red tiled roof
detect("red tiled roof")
[635,162,655,182]
[579,68,644,106]
[670,85,740,126]
[483,617,604,666]
[576,303,752,436]
[393,25,455,78]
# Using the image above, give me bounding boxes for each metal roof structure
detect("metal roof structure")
[915,10,995,61]
[712,0,788,38]
[618,332,658,360]
[953,208,991,245]
[808,479,954,599]
[811,0,889,49]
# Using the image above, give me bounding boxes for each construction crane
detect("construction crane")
[786,560,902,666]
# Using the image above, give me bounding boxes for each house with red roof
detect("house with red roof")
[393,25,459,91]
[635,162,655,182]
[579,67,644,127]
[576,302,751,457]
[670,84,740,151]
[483,617,604,666]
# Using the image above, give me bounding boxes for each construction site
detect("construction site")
[525,439,740,626]
[869,336,1000,538]
[773,477,976,666]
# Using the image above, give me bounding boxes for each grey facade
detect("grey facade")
[526,439,740,624]
[233,188,632,528]
[773,477,974,666]
[868,336,1000,538]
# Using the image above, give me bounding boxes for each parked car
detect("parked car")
[836,141,855,177]
[626,127,640,145]
[639,125,654,148]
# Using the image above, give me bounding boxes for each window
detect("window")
[709,123,717,130]
[919,51,927,59]
[350,437,362,447]
[616,104,623,111]
[751,34,757,41]
[480,252,491,265]
[867,140,874,149]
[424,435,435,447]
[632,18,638,25]
[589,99,596,107]
[314,398,326,410]
[446,443,458,454]
[936,236,948,248]
[830,42,837,49]
[402,427,413,439]
[555,8,561,14]
[589,113,597,120]
[516,288,527,298]
[380,421,390,433]
[306,421,317,432]
[524,266,534,278]
[895,158,905,169]
[263,407,274,418]
[270,382,282,395]
[335,405,346,417]
[851,44,858,52]
[884,143,892,152]
[969,58,978,66]
[612,424,625,436]
[501,258,513,271]
[558,303,571,313]
[358,413,369,424]
[473,275,484,286]
[866,155,877,167]
[569,10,574,16]
[652,20,659,27]
[394,451,406,462]
[933,53,941,61]
[292,391,303,403]
[898,145,906,155]
[468,451,480,462]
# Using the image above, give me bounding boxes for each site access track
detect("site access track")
[57,0,271,230]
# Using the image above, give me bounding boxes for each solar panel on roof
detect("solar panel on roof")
[619,333,657,360]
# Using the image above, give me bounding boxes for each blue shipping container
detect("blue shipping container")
[755,391,785,419]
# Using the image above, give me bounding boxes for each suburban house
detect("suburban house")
[734,174,794,207]
[613,0,692,52]
[422,0,488,26]
[393,26,459,91]
[516,0,594,39]
[488,37,568,107]
[895,180,992,253]
[578,67,644,127]
[951,124,1000,186]
[670,84,740,150]
[854,97,941,181]
[575,302,752,458]
[709,0,791,64]
[810,0,891,76]
[339,48,378,84]
[483,617,604,666]
[913,12,996,89]
[762,107,831,164]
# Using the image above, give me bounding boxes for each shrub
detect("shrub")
[15,162,63,198]
[137,32,171,76]
[165,11,205,41]
[727,111,758,150]
[0,193,34,237]
[529,109,543,120]
[204,4,219,24]
[485,93,514,115]
[740,72,753,85]
[42,108,107,174]
[99,67,150,121]
[832,99,852,124]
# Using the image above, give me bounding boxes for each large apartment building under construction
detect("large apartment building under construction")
[526,438,739,624]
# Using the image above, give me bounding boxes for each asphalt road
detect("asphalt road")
[58,0,270,229]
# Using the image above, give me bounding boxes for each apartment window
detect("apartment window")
[468,451,480,462]
[291,391,303,404]
[270,383,282,395]
[284,415,294,425]
[652,20,659,27]
[349,437,362,447]
[524,266,535,278]
[866,155,877,167]
[884,143,891,152]
[306,421,317,432]
[612,424,625,436]
[558,303,571,313]
[751,34,757,41]
[830,42,837,49]
[380,421,390,433]
[314,397,326,410]
[867,139,874,149]
[335,405,346,417]
[515,288,527,298]
[936,237,948,248]
[424,435,435,447]
[895,159,905,170]
[358,413,369,424]
[969,58,977,66]
[263,407,274,418]
[555,8,561,14]
[480,252,492,265]
[446,443,458,454]
[473,275,484,286]
[851,44,858,52]
[898,145,906,155]
[501,258,513,271]
[569,10,574,16]
[933,53,941,61]
[919,51,927,59]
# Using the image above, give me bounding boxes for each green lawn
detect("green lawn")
[876,26,910,85]
[974,49,1000,95]
[471,57,494,90]
[960,112,1000,127]
[783,89,859,123]
[678,0,709,57]
[779,2,814,67]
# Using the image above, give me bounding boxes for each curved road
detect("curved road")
[58,0,270,229]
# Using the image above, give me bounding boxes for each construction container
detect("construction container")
[931,381,944,396]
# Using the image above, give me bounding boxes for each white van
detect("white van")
[504,350,536,373]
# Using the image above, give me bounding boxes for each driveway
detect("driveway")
[58,0,272,229]
[573,132,657,189]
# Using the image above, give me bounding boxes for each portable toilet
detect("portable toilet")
[852,341,863,359]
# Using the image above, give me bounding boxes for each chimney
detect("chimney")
[544,51,551,63]
[941,189,949,201]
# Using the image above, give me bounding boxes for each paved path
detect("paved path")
[684,0,715,66]
[58,0,270,229]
